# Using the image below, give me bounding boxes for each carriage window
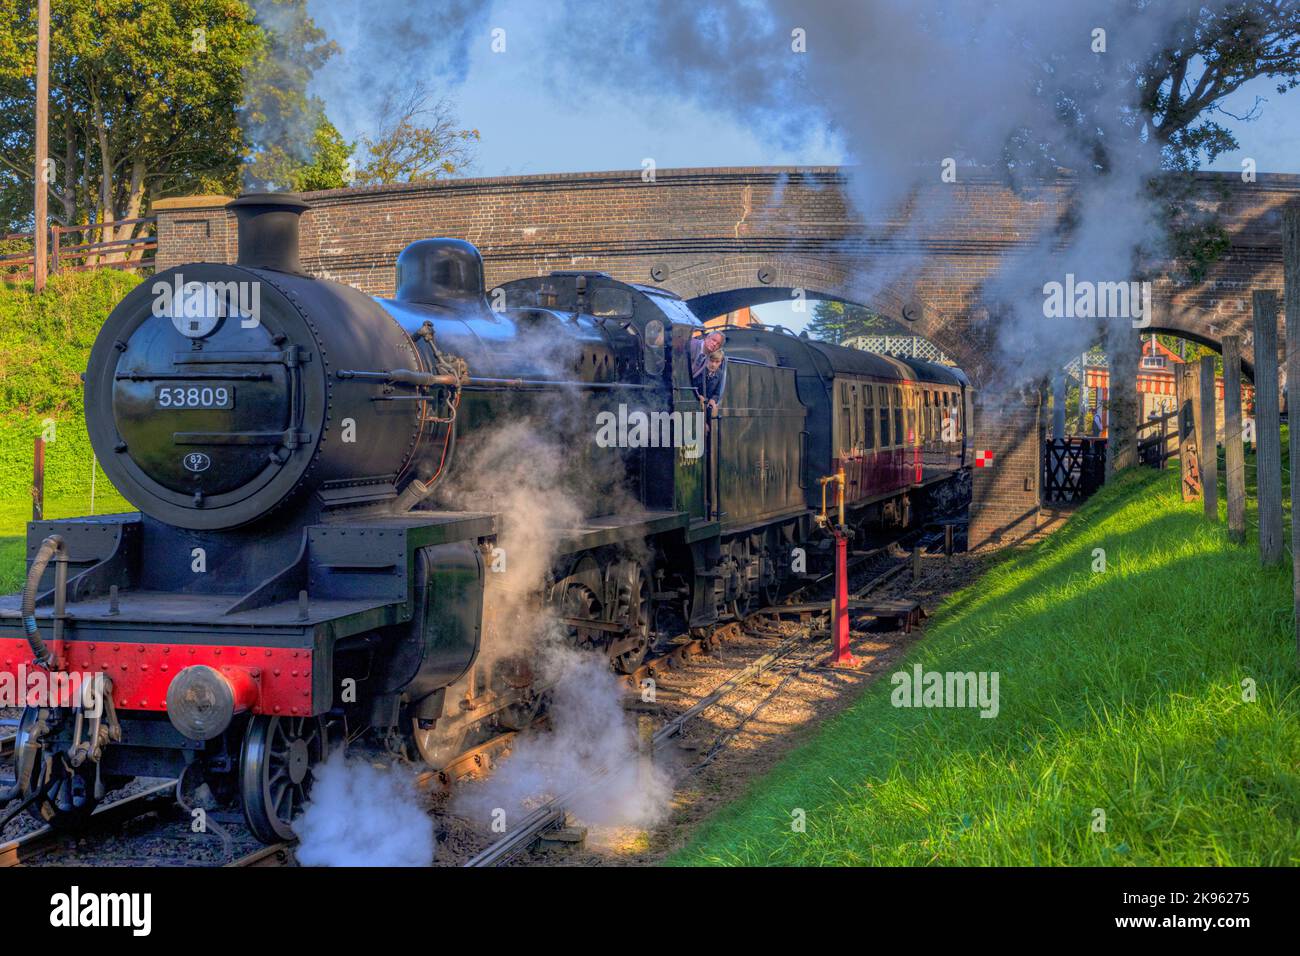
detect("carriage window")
[839,383,851,455]
[863,383,875,449]
[879,387,891,446]
[893,387,904,446]
[851,384,860,451]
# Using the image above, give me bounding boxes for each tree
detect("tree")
[1141,3,1300,172]
[355,82,478,186]
[0,0,260,252]
[239,0,339,190]
[0,0,351,248]
[805,300,893,345]
[290,116,353,192]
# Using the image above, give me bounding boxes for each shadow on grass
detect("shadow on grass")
[671,466,1300,866]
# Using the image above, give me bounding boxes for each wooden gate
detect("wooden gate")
[1042,437,1107,503]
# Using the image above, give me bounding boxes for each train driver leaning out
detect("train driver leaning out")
[690,331,727,415]
[697,349,726,415]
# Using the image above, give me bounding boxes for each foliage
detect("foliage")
[0,0,259,241]
[354,82,478,186]
[0,269,140,416]
[805,300,894,345]
[0,271,138,589]
[290,115,353,192]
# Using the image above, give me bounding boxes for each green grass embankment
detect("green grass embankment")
[671,446,1300,866]
[0,272,138,589]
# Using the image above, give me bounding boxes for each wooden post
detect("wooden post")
[1222,335,1246,543]
[32,0,49,292]
[1052,370,1067,439]
[1283,205,1300,662]
[32,435,45,521]
[1078,353,1091,434]
[1178,363,1202,501]
[1252,291,1284,565]
[1200,355,1218,521]
[1106,324,1139,477]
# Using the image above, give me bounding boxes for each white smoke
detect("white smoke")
[451,643,672,831]
[439,418,585,669]
[429,320,672,831]
[541,0,1231,385]
[293,751,436,866]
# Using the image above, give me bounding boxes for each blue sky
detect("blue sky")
[314,1,1300,331]
[320,1,1300,180]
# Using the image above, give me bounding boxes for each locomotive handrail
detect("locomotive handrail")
[341,367,656,393]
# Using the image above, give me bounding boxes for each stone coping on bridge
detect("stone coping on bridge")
[145,165,1300,214]
[147,165,1299,382]
[151,194,235,211]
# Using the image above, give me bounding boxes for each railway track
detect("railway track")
[464,544,930,867]
[0,780,178,867]
[229,719,535,866]
[5,530,952,868]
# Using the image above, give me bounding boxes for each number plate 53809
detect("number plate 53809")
[155,384,234,409]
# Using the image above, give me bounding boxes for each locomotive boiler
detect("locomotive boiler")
[0,193,973,843]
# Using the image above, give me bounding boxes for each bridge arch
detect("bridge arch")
[152,166,1297,384]
[659,256,973,371]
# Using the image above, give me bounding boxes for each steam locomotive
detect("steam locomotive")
[0,193,972,843]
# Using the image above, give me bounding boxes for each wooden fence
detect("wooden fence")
[0,216,156,281]
[1136,409,1179,470]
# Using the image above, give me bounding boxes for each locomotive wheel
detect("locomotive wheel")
[611,565,653,674]
[240,714,327,843]
[559,554,606,650]
[759,542,780,608]
[727,540,755,620]
[14,708,102,829]
[562,583,604,649]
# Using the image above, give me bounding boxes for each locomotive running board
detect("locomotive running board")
[555,509,688,554]
[224,511,497,616]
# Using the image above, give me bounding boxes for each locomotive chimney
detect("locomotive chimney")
[227,192,310,274]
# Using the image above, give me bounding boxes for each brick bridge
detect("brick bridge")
[154,167,1299,546]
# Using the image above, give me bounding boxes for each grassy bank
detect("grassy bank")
[0,272,138,590]
[670,455,1300,866]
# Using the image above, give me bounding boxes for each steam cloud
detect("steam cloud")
[451,644,672,830]
[241,0,491,188]
[294,750,436,866]
[540,0,1230,385]
[435,321,672,832]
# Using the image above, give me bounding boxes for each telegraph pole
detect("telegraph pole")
[33,0,50,292]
